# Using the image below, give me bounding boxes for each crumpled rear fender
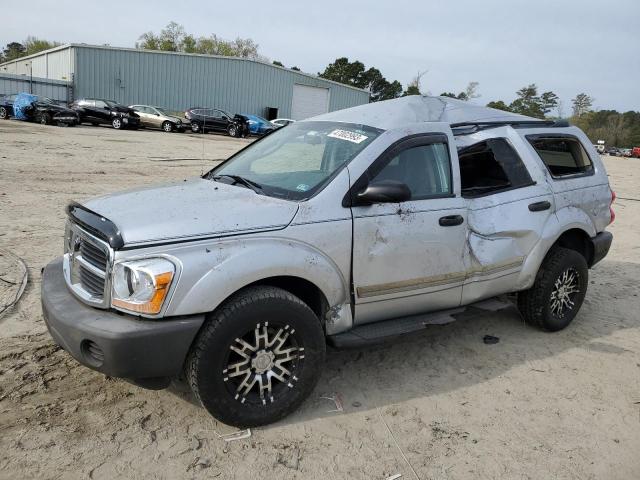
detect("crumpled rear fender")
[515,206,596,290]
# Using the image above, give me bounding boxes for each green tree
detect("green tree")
[136,22,261,59]
[291,66,301,71]
[272,60,284,67]
[509,84,545,118]
[572,93,593,117]
[2,42,26,62]
[540,91,559,116]
[319,57,402,102]
[403,84,421,96]
[486,100,511,112]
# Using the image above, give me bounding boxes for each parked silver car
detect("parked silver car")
[41,96,614,427]
[129,105,185,132]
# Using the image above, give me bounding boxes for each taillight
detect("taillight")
[609,190,616,224]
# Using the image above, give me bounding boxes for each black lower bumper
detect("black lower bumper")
[590,231,613,267]
[41,257,205,384]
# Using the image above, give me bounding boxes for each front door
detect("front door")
[350,128,468,325]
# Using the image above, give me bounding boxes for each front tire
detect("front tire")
[191,122,201,133]
[0,106,7,119]
[112,118,122,129]
[227,124,238,137]
[186,286,326,427]
[162,121,173,133]
[518,247,588,331]
[40,113,52,125]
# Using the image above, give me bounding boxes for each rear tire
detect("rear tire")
[0,106,7,119]
[186,286,325,427]
[518,247,588,331]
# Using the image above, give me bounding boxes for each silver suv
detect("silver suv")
[41,96,614,427]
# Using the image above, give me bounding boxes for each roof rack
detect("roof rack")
[451,119,569,135]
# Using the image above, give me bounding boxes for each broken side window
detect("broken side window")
[527,136,593,178]
[458,138,534,198]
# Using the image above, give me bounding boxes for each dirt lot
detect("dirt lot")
[0,121,639,480]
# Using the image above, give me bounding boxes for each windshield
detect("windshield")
[155,107,168,115]
[39,97,55,104]
[207,121,383,200]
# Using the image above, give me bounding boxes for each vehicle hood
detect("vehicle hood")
[82,178,299,246]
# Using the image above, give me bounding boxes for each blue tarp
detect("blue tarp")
[13,92,38,121]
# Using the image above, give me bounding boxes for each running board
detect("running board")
[327,297,513,349]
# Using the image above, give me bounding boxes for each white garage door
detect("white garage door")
[291,84,330,120]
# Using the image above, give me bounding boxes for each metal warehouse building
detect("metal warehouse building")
[0,44,369,120]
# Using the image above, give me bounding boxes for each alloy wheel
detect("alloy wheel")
[223,322,305,406]
[550,267,580,318]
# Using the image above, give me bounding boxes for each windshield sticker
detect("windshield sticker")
[327,129,369,144]
[296,184,310,192]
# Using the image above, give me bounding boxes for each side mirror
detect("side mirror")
[357,180,411,205]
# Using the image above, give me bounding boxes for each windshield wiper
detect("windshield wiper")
[212,174,263,194]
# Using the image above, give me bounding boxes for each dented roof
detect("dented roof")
[310,95,541,130]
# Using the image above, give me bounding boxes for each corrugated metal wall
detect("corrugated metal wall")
[73,46,369,117]
[0,73,71,102]
[0,48,73,81]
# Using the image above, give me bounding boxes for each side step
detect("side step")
[327,297,513,349]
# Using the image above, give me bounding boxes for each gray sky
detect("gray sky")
[4,0,639,112]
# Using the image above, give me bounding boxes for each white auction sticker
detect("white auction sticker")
[327,129,369,144]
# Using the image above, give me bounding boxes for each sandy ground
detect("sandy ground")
[0,121,639,480]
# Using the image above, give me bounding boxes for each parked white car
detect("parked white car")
[42,96,614,427]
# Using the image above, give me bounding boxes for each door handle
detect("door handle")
[439,215,464,227]
[528,201,551,212]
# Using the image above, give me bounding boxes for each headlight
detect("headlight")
[111,258,175,315]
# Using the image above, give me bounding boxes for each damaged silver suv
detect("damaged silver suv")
[41,96,614,427]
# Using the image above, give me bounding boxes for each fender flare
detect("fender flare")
[165,236,349,318]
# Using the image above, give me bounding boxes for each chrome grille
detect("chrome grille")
[79,240,108,270]
[63,221,112,307]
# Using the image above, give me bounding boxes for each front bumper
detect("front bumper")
[590,231,613,267]
[41,257,205,383]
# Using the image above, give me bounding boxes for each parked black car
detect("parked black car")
[184,107,248,137]
[9,94,79,126]
[31,97,79,126]
[0,93,17,119]
[69,98,140,129]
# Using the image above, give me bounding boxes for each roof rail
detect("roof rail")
[450,119,568,135]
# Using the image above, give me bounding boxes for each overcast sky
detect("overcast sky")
[3,0,639,112]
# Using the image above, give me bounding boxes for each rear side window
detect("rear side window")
[458,138,533,197]
[528,136,593,177]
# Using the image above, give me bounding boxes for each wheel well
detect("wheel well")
[552,228,594,266]
[245,276,329,321]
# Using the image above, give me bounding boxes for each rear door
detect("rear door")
[93,100,112,123]
[456,127,554,304]
[349,124,468,325]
